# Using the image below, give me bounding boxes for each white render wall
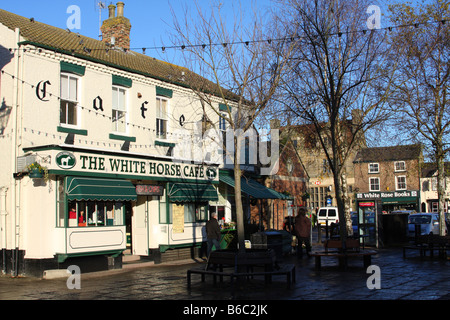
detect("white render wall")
[0,22,234,258]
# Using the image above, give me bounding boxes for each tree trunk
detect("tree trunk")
[234,133,246,253]
[436,149,447,236]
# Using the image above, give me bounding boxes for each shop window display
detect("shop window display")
[67,200,125,227]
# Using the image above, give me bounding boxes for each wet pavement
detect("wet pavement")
[0,246,448,301]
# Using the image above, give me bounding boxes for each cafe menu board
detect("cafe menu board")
[172,204,185,233]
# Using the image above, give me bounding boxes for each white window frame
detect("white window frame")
[156,96,169,140]
[395,175,407,190]
[60,73,80,127]
[394,161,406,172]
[111,85,128,133]
[369,177,380,192]
[368,163,379,173]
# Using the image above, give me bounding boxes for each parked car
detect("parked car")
[407,212,448,237]
[317,207,338,226]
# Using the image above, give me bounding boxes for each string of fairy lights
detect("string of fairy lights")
[4,17,449,55]
[0,17,448,149]
[0,68,215,150]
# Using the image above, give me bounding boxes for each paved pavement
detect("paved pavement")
[0,246,448,301]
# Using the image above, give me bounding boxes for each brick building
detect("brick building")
[258,139,309,230]
[353,144,423,213]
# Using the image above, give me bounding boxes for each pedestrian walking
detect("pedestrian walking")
[206,212,221,257]
[295,207,311,258]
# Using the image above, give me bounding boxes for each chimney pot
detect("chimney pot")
[108,4,116,19]
[101,2,131,50]
[117,2,125,17]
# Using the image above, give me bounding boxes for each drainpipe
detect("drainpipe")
[10,28,21,277]
[0,187,7,274]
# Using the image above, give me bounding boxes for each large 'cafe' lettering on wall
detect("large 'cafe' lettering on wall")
[48,150,218,182]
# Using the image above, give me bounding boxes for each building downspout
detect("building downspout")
[0,187,8,274]
[10,28,21,277]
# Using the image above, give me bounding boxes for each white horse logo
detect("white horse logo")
[56,152,76,169]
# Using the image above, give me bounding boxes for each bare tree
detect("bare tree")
[271,0,394,243]
[387,0,450,236]
[168,1,294,252]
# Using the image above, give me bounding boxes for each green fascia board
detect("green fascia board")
[219,103,232,112]
[156,86,173,98]
[57,126,88,136]
[60,61,86,76]
[155,140,176,147]
[109,133,136,142]
[112,74,132,88]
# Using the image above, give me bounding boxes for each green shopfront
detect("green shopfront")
[355,191,419,247]
[19,145,219,275]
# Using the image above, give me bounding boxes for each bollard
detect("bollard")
[414,224,421,244]
[317,224,322,243]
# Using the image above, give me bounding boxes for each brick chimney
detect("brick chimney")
[101,2,131,50]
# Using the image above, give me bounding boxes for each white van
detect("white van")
[317,207,339,226]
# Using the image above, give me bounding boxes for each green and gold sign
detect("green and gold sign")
[45,148,219,182]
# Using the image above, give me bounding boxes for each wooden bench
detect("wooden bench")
[187,249,295,289]
[403,235,450,259]
[187,264,296,289]
[310,239,377,270]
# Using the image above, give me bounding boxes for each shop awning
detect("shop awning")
[167,183,218,202]
[219,172,289,199]
[65,177,137,201]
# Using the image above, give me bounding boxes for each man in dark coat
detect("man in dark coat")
[206,212,221,256]
[295,207,312,258]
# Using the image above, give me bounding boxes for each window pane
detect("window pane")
[78,201,87,226]
[113,87,126,111]
[114,202,124,225]
[87,201,96,225]
[112,87,118,109]
[184,204,195,223]
[118,88,126,111]
[69,77,77,101]
[157,119,167,139]
[60,101,67,124]
[60,75,68,99]
[67,101,77,125]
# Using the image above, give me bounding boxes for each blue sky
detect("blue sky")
[0,0,274,60]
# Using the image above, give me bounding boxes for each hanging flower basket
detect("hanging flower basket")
[29,168,44,179]
[27,162,48,180]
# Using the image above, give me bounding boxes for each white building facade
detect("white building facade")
[0,5,238,276]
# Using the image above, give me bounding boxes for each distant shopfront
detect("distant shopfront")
[356,190,420,213]
[355,191,419,248]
